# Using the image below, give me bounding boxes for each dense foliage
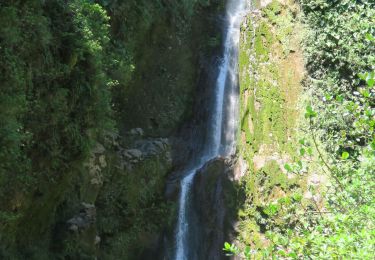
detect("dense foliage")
[0,0,112,204]
[0,1,114,257]
[293,0,375,257]
[0,0,223,258]
[225,0,375,258]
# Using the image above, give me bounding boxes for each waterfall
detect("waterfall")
[174,1,249,259]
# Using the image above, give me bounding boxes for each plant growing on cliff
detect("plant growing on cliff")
[224,0,374,258]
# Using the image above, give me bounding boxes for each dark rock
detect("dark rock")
[92,143,105,154]
[165,178,180,201]
[67,203,96,232]
[124,149,143,161]
[134,138,169,157]
[191,157,235,260]
[130,128,144,136]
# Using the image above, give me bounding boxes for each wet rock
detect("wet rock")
[153,139,166,150]
[134,138,169,156]
[92,143,105,154]
[67,216,87,229]
[69,225,79,232]
[165,178,180,201]
[130,128,144,136]
[191,157,235,260]
[104,131,120,147]
[124,149,143,160]
[67,203,96,232]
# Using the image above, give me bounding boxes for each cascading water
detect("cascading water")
[174,0,249,259]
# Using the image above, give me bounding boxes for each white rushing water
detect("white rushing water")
[175,1,249,259]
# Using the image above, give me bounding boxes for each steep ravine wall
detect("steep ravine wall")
[233,0,306,254]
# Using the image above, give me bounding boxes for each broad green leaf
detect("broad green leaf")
[264,204,279,216]
[367,78,374,88]
[293,193,303,202]
[370,140,375,150]
[305,105,317,118]
[324,93,333,101]
[284,163,293,172]
[341,151,349,160]
[366,33,375,42]
[358,72,368,81]
[336,95,344,102]
[361,89,370,98]
[244,246,251,257]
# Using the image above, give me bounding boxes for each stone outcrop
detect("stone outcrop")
[191,157,238,260]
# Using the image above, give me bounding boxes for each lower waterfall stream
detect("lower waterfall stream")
[174,0,249,259]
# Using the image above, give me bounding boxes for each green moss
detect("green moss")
[261,160,289,189]
[268,0,283,14]
[254,21,273,61]
[236,0,304,250]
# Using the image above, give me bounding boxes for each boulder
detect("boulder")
[124,149,143,159]
[67,203,96,232]
[130,128,144,136]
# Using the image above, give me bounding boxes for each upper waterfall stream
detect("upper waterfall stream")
[174,1,249,259]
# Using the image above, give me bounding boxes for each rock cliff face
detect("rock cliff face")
[163,156,240,260]
[192,157,236,260]
[113,0,227,138]
[234,0,306,252]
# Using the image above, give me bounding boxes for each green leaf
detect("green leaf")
[341,151,349,160]
[293,193,303,202]
[300,148,306,156]
[244,246,251,257]
[361,89,370,98]
[335,95,344,102]
[367,78,374,88]
[370,140,375,151]
[305,105,317,118]
[224,242,231,250]
[358,72,368,81]
[284,163,292,172]
[324,94,333,101]
[264,204,279,216]
[366,33,375,42]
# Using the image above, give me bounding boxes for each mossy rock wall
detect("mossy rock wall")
[235,0,306,253]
